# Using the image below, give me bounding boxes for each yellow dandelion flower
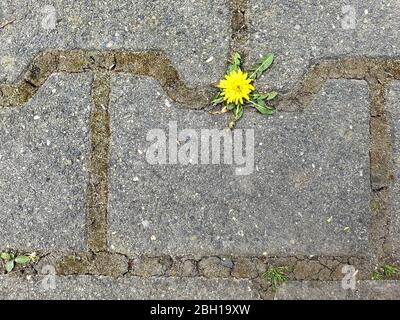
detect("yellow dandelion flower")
[218,69,255,105]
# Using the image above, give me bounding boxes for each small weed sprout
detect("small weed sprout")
[371,264,398,280]
[0,251,35,273]
[371,270,382,280]
[262,266,289,291]
[382,264,398,277]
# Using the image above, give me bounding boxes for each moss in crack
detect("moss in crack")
[278,57,400,112]
[230,0,249,57]
[0,82,37,107]
[0,49,211,109]
[198,256,232,278]
[130,256,173,277]
[114,51,211,108]
[56,252,128,278]
[368,80,393,263]
[86,72,111,252]
[24,51,60,87]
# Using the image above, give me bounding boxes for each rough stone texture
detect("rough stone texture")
[275,281,400,299]
[231,257,262,279]
[167,258,199,277]
[198,257,232,278]
[387,81,400,257]
[56,252,129,278]
[249,0,400,91]
[0,275,259,300]
[349,281,400,300]
[274,281,347,300]
[0,73,91,250]
[0,0,229,86]
[292,260,326,281]
[131,256,173,277]
[108,75,370,256]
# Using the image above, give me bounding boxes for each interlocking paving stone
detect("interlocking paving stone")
[0,0,229,86]
[249,0,400,91]
[275,281,400,300]
[108,76,370,256]
[274,281,347,300]
[3,275,399,299]
[0,73,91,250]
[0,275,259,300]
[348,280,400,300]
[387,81,400,257]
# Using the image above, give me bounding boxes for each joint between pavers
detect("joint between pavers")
[0,49,212,110]
[368,79,395,265]
[3,249,393,299]
[277,57,400,112]
[229,0,249,61]
[6,250,370,280]
[86,71,112,253]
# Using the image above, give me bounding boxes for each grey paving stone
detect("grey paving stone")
[275,281,400,300]
[0,73,91,250]
[387,81,400,257]
[349,280,400,300]
[0,275,259,300]
[0,0,229,86]
[249,0,400,91]
[108,76,370,256]
[274,281,347,300]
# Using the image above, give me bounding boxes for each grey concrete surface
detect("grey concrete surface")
[275,281,400,300]
[108,76,370,257]
[274,281,347,300]
[0,73,91,250]
[249,0,400,92]
[349,280,400,300]
[2,275,400,300]
[0,275,259,300]
[0,0,229,86]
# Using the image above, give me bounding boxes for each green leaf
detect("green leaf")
[227,65,237,73]
[248,53,274,80]
[15,255,30,264]
[265,91,278,100]
[5,260,14,273]
[232,52,241,66]
[233,105,244,120]
[211,94,224,106]
[256,98,266,107]
[249,99,275,115]
[227,104,244,129]
[227,104,235,110]
[227,52,241,73]
[257,105,275,115]
[0,252,11,261]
